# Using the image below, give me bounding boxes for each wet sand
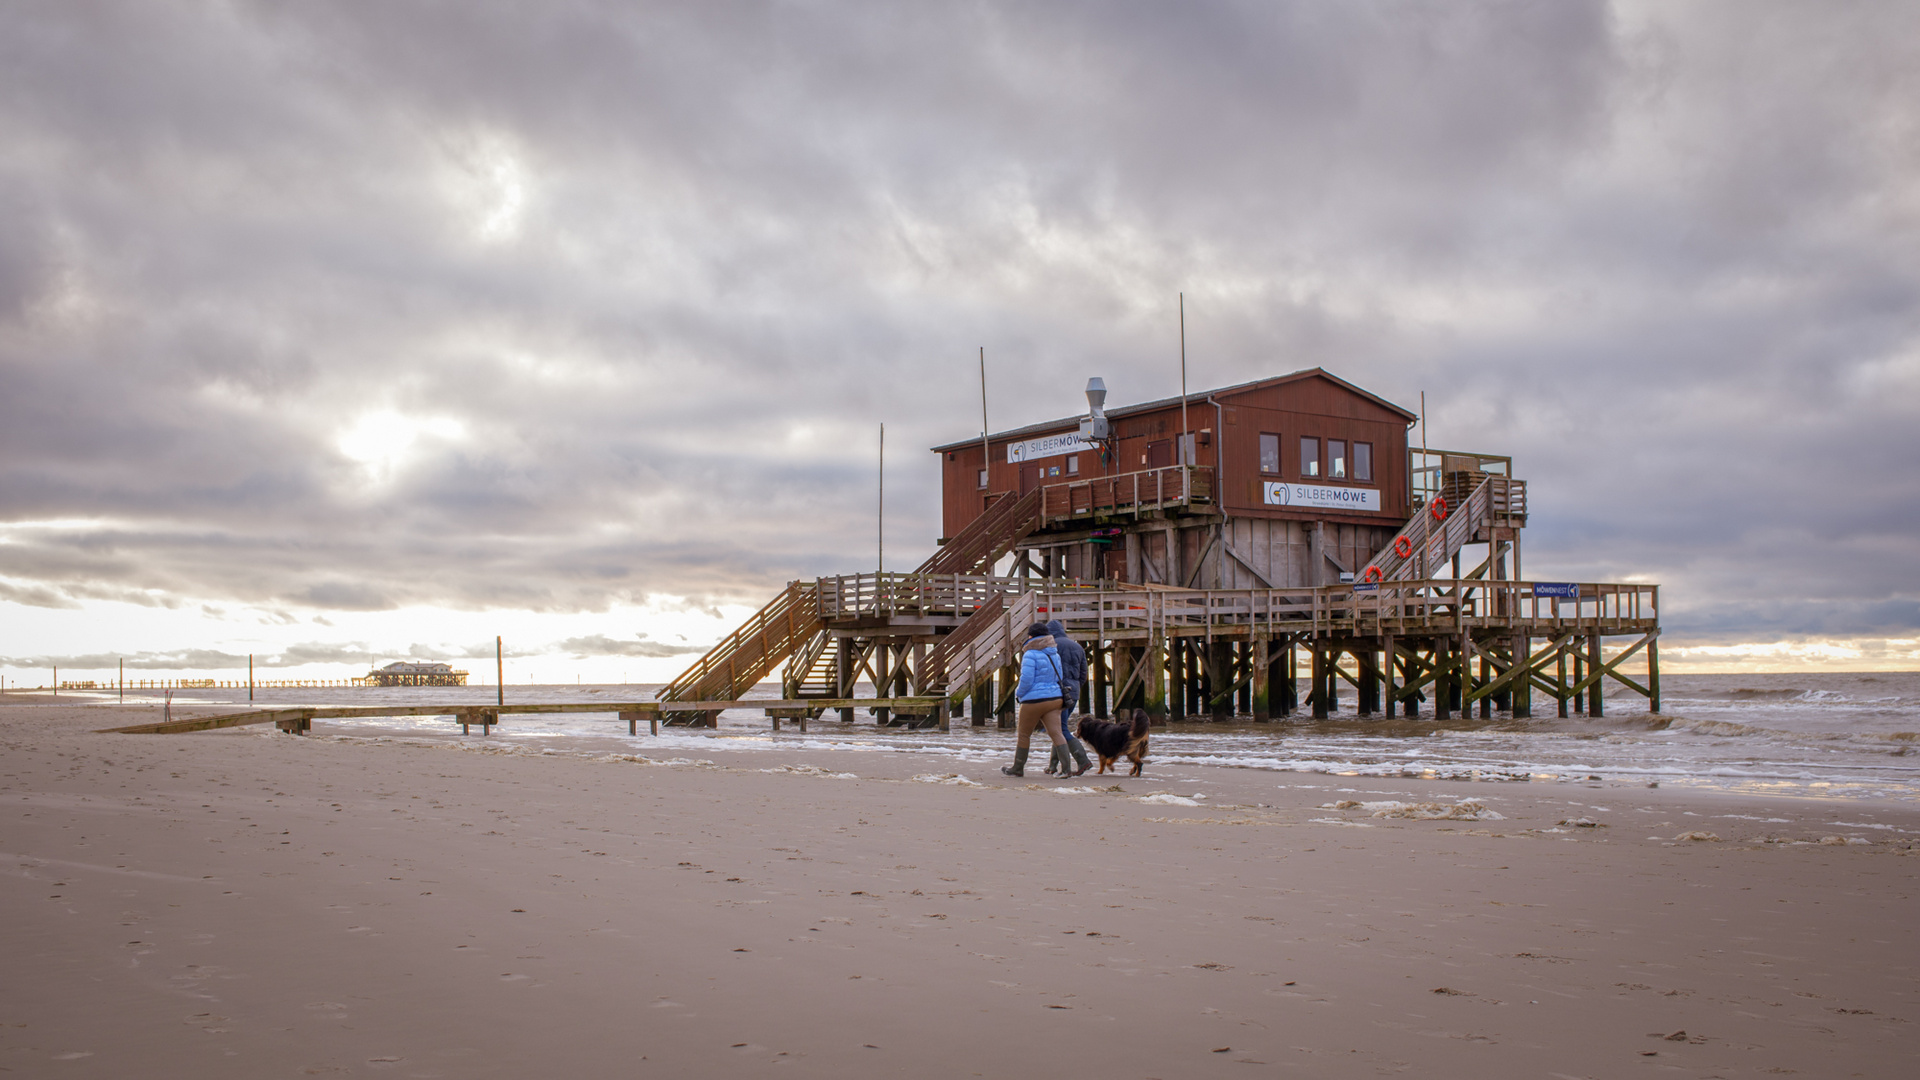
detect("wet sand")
[4,701,1915,1078]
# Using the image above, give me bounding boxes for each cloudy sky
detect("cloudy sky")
[2,0,1916,683]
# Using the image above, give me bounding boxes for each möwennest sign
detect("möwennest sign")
[1261,481,1380,512]
[1006,432,1097,463]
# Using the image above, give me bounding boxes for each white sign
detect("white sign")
[1262,481,1380,512]
[1006,431,1097,463]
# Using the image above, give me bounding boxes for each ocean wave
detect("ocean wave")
[1659,716,1919,745]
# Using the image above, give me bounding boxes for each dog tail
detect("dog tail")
[1130,708,1151,739]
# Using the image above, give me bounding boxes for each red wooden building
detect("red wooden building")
[932,368,1456,589]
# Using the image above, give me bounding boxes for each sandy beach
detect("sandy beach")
[4,699,1915,1079]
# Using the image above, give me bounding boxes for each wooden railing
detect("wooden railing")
[1034,580,1657,639]
[660,581,823,703]
[1035,465,1212,526]
[918,488,1043,576]
[1362,473,1528,582]
[815,572,1035,620]
[922,591,1040,697]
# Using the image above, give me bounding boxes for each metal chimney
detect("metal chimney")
[1080,377,1110,440]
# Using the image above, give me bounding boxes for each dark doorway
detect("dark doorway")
[1146,439,1173,468]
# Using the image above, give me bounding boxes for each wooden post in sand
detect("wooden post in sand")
[1511,632,1531,718]
[1382,635,1397,717]
[1557,647,1570,717]
[1091,643,1108,719]
[1250,633,1271,721]
[1143,633,1167,723]
[834,638,854,724]
[1587,634,1605,718]
[1648,635,1660,714]
[1110,647,1133,715]
[1165,638,1184,721]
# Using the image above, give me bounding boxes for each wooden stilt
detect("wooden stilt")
[1477,638,1492,719]
[1207,640,1232,720]
[1557,647,1569,718]
[1144,635,1167,722]
[1251,633,1271,721]
[1511,632,1531,718]
[1390,630,1405,714]
[1648,635,1660,714]
[1093,643,1109,719]
[1168,637,1187,722]
[1282,638,1298,715]
[1311,641,1329,720]
[837,639,856,724]
[1235,641,1252,716]
[1588,634,1605,718]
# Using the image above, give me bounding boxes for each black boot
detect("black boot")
[1001,747,1030,777]
[1068,742,1093,777]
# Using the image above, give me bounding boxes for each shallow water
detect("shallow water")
[75,671,1920,802]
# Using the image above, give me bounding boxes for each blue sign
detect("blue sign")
[1533,582,1579,599]
[1352,583,1379,592]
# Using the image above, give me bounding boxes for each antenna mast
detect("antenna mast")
[877,422,885,576]
[979,348,990,492]
[1179,293,1190,464]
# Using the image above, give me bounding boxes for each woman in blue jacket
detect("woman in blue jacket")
[1002,622,1070,777]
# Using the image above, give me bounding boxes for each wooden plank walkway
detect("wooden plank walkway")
[98,696,949,737]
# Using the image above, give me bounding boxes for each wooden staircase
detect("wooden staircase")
[780,624,840,699]
[1361,474,1527,582]
[659,487,1047,709]
[917,489,1043,576]
[658,581,823,705]
[922,590,1040,698]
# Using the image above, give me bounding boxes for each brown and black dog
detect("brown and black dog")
[1075,709,1150,776]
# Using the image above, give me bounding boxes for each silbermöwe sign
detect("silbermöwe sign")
[1262,482,1380,512]
[1006,432,1097,463]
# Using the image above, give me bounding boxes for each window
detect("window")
[1178,433,1196,465]
[1299,437,1320,478]
[1353,442,1373,482]
[1258,433,1280,474]
[1066,455,1080,475]
[1329,440,1347,479]
[977,468,988,489]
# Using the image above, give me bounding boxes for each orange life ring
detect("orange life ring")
[1430,496,1449,521]
[1392,535,1413,559]
[1361,565,1382,583]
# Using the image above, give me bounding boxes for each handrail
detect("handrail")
[1035,464,1212,526]
[1034,580,1657,638]
[660,581,824,703]
[918,488,1044,576]
[925,591,1039,696]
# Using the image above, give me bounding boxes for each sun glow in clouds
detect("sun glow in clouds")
[336,411,467,482]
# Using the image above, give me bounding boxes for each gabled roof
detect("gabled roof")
[929,367,1417,452]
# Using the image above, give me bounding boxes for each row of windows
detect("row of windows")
[1259,433,1372,481]
[978,456,1082,487]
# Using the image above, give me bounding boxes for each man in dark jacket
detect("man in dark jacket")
[1046,619,1094,776]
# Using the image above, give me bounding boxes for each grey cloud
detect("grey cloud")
[556,634,709,659]
[0,2,1915,643]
